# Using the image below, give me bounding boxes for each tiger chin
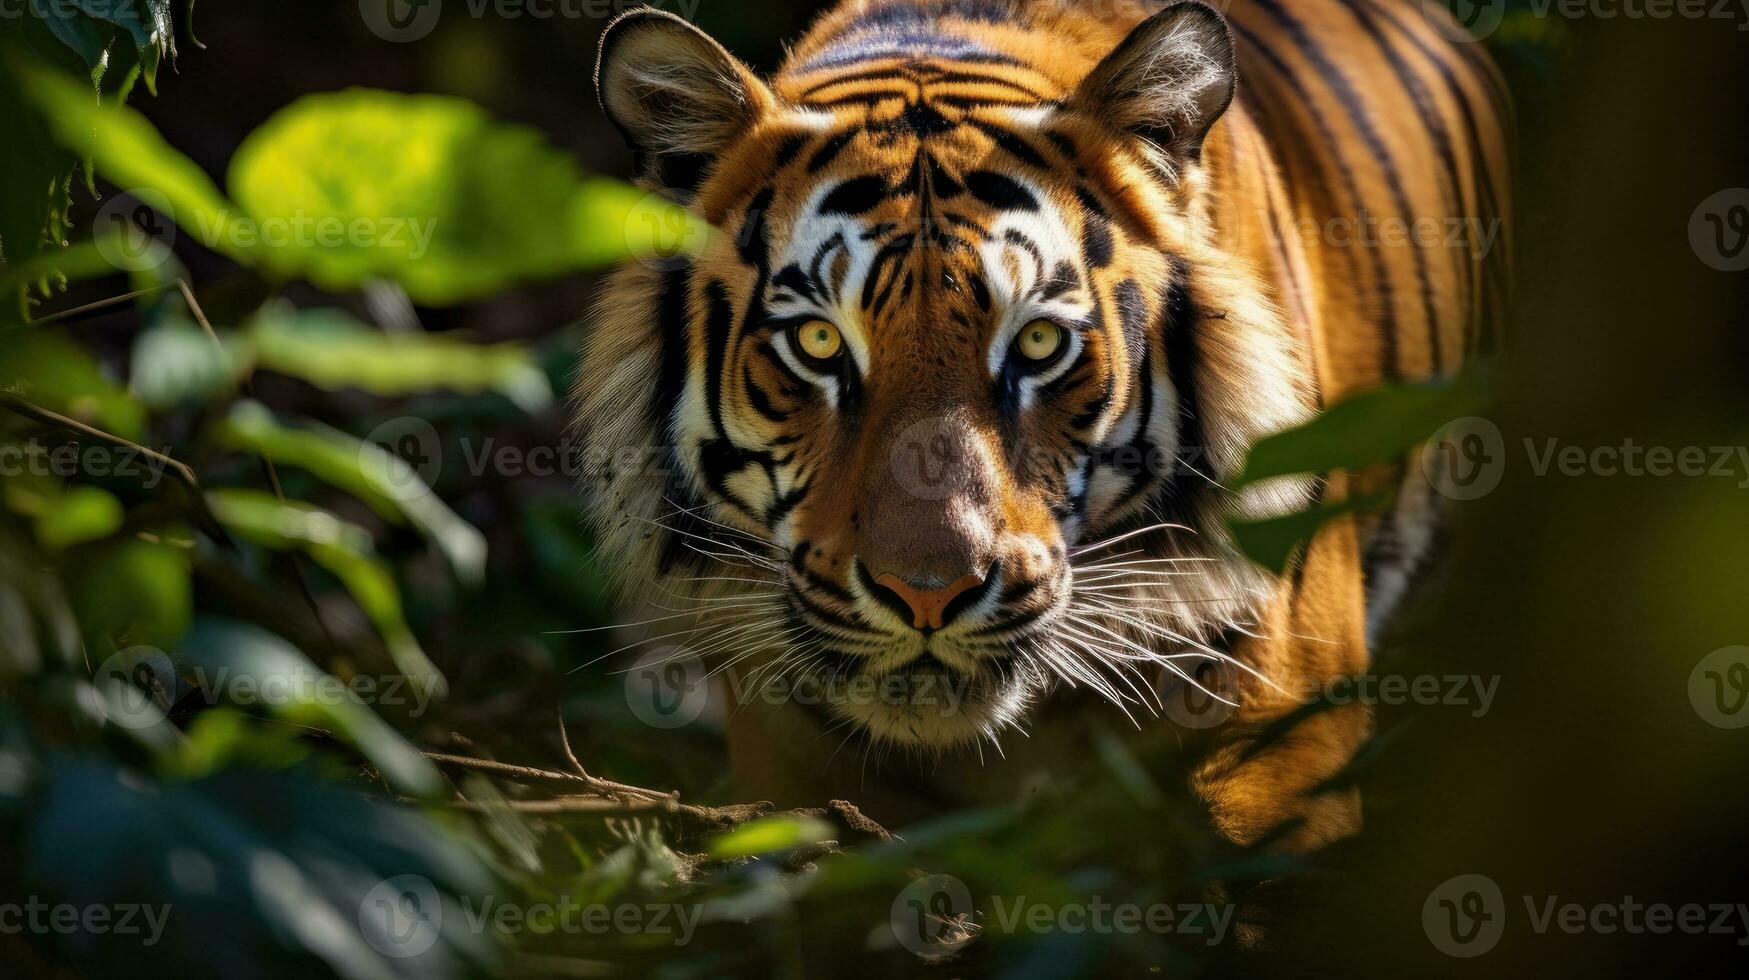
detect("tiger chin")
[574,0,1509,847]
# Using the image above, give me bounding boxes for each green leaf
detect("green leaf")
[1227,492,1390,575]
[0,234,130,299]
[28,1,116,70]
[204,489,448,697]
[164,708,312,780]
[0,28,87,292]
[1232,367,1493,487]
[17,60,246,262]
[226,88,707,303]
[247,305,552,413]
[706,814,836,859]
[69,538,193,653]
[60,0,176,91]
[177,617,442,796]
[26,753,492,976]
[216,401,486,583]
[0,335,147,439]
[128,319,250,407]
[34,485,123,550]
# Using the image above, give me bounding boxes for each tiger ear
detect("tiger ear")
[1072,1,1236,161]
[596,9,776,166]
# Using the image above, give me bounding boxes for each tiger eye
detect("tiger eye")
[796,319,843,361]
[1017,319,1064,361]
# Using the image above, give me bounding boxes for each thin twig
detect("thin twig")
[25,284,175,326]
[0,391,200,491]
[418,748,893,840]
[174,278,342,658]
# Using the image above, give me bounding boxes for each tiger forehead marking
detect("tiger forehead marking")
[581,0,1510,767]
[758,116,1124,390]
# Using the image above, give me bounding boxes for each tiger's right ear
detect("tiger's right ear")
[596,10,776,169]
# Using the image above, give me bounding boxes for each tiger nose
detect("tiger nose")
[867,567,989,632]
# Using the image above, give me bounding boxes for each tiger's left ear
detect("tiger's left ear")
[596,9,777,170]
[1072,1,1236,162]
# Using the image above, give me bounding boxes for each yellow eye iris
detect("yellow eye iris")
[1017,319,1065,362]
[795,319,843,361]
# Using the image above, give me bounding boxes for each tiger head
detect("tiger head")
[579,3,1315,749]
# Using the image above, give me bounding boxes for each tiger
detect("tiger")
[575,0,1510,847]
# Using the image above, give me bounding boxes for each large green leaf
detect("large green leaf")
[24,753,491,978]
[1232,367,1492,487]
[0,334,147,439]
[128,319,249,407]
[68,537,193,654]
[226,88,705,303]
[177,617,442,797]
[29,1,115,71]
[18,60,244,260]
[50,0,177,91]
[204,489,447,698]
[216,401,486,583]
[33,485,123,550]
[248,305,552,412]
[0,233,133,301]
[1227,492,1390,575]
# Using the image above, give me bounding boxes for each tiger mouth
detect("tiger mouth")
[802,649,1044,748]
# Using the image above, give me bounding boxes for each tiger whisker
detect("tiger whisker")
[1068,521,1194,558]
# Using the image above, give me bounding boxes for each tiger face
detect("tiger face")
[584,4,1316,749]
